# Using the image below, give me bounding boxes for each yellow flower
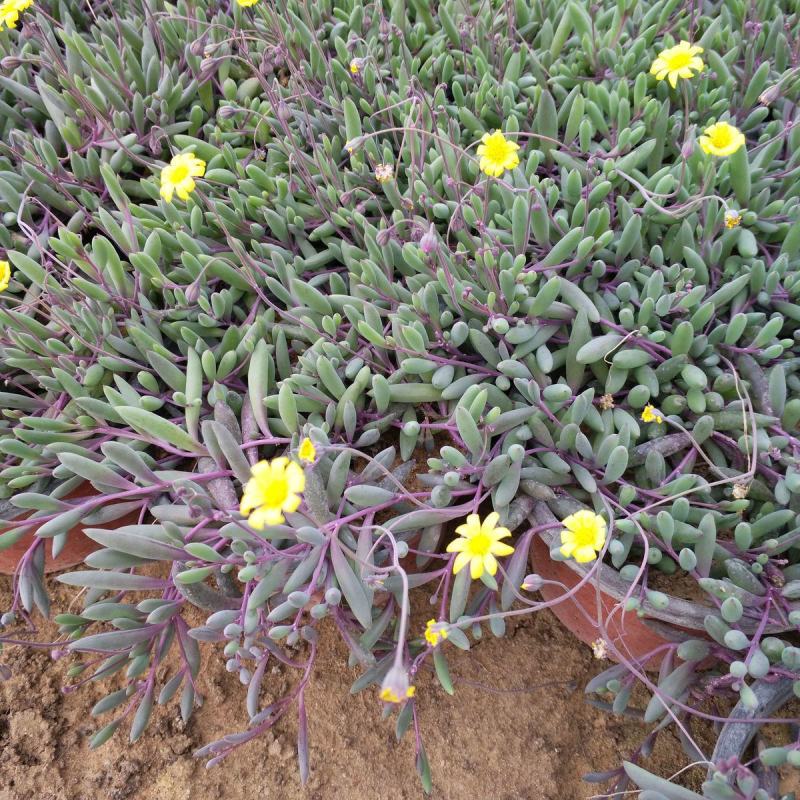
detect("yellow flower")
[349,58,365,75]
[650,41,704,88]
[240,457,305,528]
[298,437,316,463]
[0,260,10,292]
[374,163,393,183]
[698,121,745,157]
[447,512,515,580]
[379,666,415,704]
[476,131,520,178]
[159,151,206,203]
[559,510,607,563]
[724,209,742,229]
[236,0,259,5]
[424,619,448,647]
[0,0,32,30]
[641,405,663,424]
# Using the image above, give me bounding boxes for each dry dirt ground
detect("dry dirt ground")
[0,576,717,800]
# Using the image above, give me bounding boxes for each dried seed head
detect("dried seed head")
[591,639,608,659]
[599,393,615,410]
[732,483,750,499]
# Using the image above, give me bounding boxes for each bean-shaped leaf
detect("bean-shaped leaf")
[116,406,204,454]
[330,539,372,629]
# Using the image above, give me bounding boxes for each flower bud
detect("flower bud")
[419,223,438,255]
[521,573,544,591]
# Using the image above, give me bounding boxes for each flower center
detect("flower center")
[170,164,190,182]
[485,138,509,163]
[571,521,596,548]
[465,531,491,557]
[262,477,289,507]
[665,51,692,70]
[711,128,732,147]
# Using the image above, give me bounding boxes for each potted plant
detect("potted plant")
[0,0,799,797]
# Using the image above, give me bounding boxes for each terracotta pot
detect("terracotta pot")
[528,500,796,666]
[0,484,141,575]
[528,501,714,666]
[530,533,677,665]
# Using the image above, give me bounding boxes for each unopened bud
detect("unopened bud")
[419,223,438,255]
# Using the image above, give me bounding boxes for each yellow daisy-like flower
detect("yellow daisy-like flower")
[236,0,259,5]
[240,457,305,528]
[724,209,742,229]
[698,121,745,157]
[559,510,607,563]
[0,260,10,292]
[298,437,316,463]
[159,151,206,203]
[0,0,32,30]
[641,404,663,424]
[424,619,448,647]
[476,131,520,178]
[446,512,515,580]
[379,666,415,704]
[650,41,705,88]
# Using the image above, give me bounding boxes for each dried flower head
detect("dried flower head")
[159,151,206,202]
[559,510,607,563]
[732,483,750,500]
[591,638,609,659]
[476,130,520,177]
[374,163,393,183]
[724,209,742,229]
[641,405,663,424]
[599,393,615,410]
[240,457,305,528]
[650,41,704,88]
[447,512,514,580]
[698,121,745,157]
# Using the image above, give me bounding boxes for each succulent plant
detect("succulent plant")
[0,0,799,796]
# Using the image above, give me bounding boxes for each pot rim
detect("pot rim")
[530,502,795,636]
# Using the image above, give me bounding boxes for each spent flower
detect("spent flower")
[379,665,415,704]
[374,163,393,183]
[424,619,448,647]
[724,209,742,229]
[641,405,663,424]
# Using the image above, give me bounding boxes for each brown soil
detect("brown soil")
[0,576,717,800]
